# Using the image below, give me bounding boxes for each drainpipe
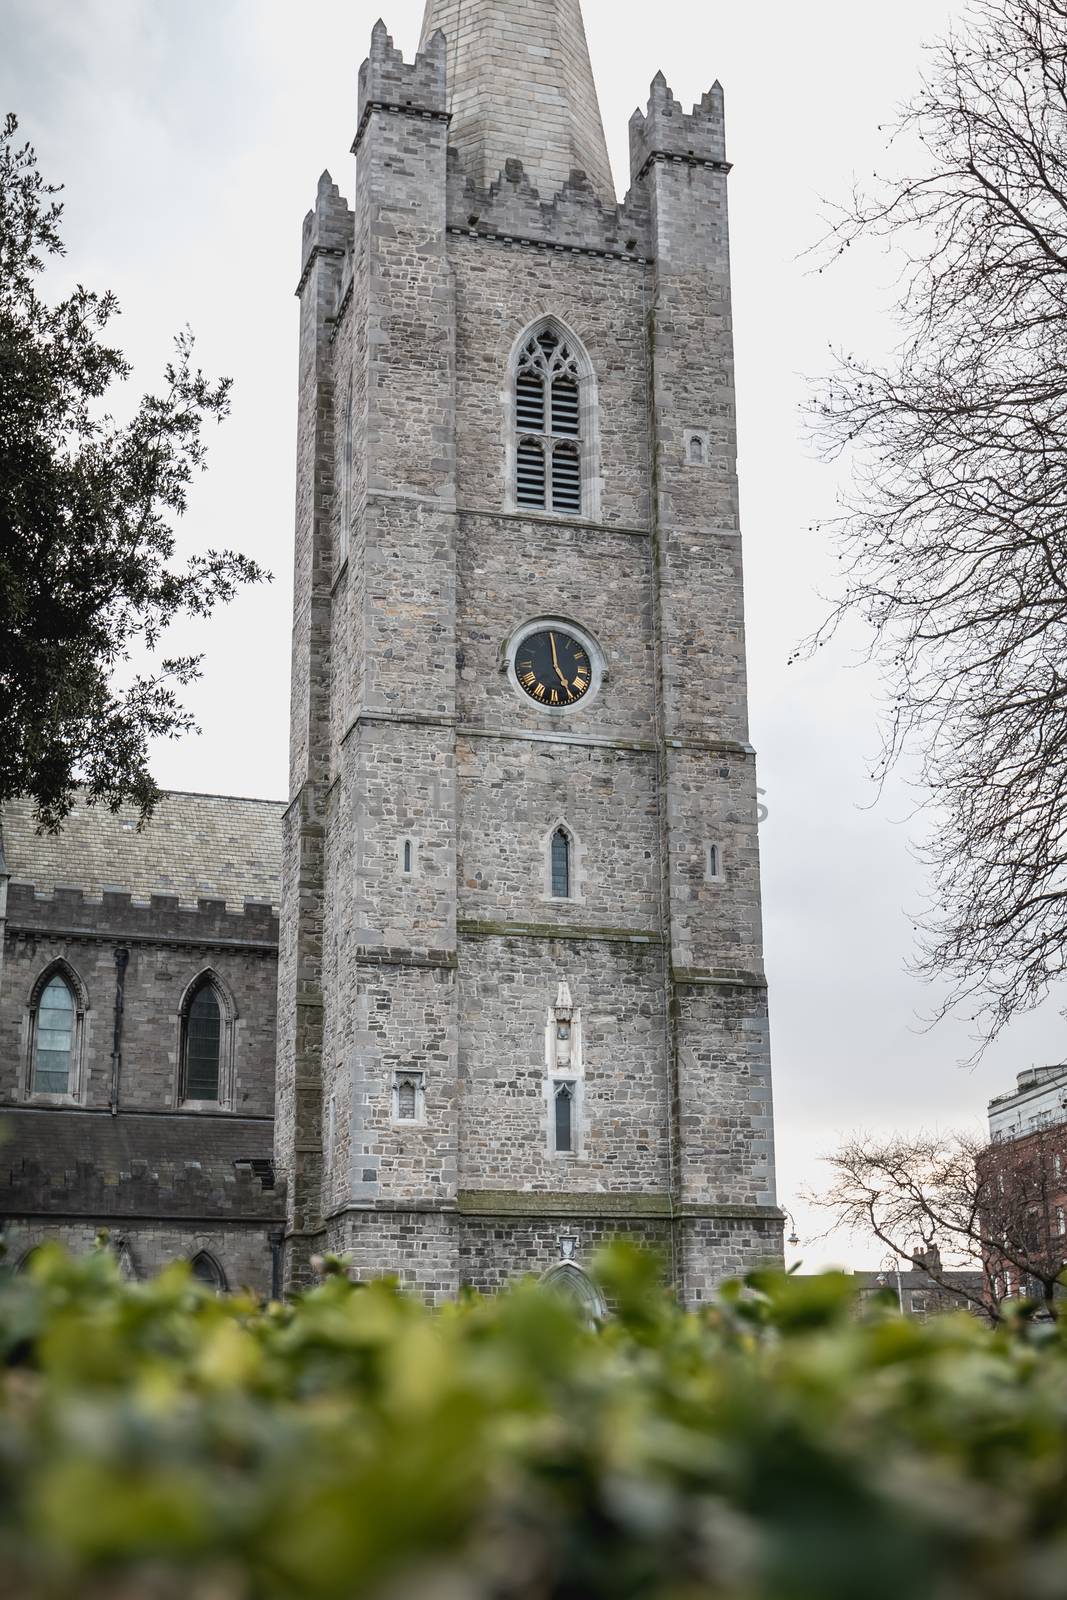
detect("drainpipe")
[269,1227,285,1302]
[109,947,130,1115]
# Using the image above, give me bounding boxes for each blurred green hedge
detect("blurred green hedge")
[2,1244,1067,1600]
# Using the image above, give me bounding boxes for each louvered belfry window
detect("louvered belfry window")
[183,982,221,1102]
[515,329,584,515]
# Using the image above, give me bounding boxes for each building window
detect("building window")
[512,322,595,517]
[190,1251,226,1292]
[392,1069,425,1124]
[403,839,413,875]
[551,827,572,899]
[706,842,725,882]
[553,1080,576,1154]
[684,428,710,468]
[182,979,222,1102]
[32,973,77,1095]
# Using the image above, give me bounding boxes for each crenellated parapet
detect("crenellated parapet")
[297,170,353,298]
[629,73,728,186]
[6,882,279,951]
[446,153,652,263]
[354,21,448,155]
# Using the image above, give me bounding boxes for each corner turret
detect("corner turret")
[354,22,448,155]
[629,75,728,186]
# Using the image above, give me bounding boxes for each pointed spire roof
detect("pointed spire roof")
[420,0,614,201]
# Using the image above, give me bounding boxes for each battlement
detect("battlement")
[446,152,652,262]
[629,73,727,185]
[355,21,448,152]
[7,881,279,948]
[298,170,354,294]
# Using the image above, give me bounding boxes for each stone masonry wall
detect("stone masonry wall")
[2,1220,277,1299]
[2,889,277,1114]
[280,22,782,1300]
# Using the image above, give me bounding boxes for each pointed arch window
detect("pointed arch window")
[190,1251,226,1292]
[553,1081,576,1154]
[551,827,572,899]
[31,970,79,1096]
[182,979,222,1103]
[512,324,596,517]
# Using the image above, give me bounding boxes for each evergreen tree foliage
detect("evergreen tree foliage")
[0,114,267,830]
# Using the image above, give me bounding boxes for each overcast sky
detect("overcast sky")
[4,0,1064,1267]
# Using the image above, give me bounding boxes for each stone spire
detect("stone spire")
[419,0,615,202]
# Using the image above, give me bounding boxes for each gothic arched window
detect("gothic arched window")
[512,323,596,517]
[551,827,572,899]
[181,978,222,1103]
[190,1251,226,1292]
[31,969,79,1096]
[554,1081,576,1154]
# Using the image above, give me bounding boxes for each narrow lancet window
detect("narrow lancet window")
[183,981,221,1102]
[551,827,571,899]
[554,1081,575,1154]
[514,327,589,515]
[33,974,75,1094]
[403,839,413,875]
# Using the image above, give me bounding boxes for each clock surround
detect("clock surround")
[503,617,605,713]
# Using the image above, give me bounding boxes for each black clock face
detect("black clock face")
[515,629,592,707]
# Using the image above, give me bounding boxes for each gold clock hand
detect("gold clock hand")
[549,632,569,689]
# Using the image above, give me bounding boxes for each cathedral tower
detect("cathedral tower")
[277,0,782,1299]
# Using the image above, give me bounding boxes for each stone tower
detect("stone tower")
[276,0,782,1300]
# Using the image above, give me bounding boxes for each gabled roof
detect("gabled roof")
[0,791,284,913]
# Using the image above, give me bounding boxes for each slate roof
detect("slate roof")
[0,791,284,912]
[0,1108,284,1221]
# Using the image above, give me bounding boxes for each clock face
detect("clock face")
[514,628,592,708]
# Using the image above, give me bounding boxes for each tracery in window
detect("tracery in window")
[32,971,77,1095]
[514,326,590,516]
[182,978,222,1102]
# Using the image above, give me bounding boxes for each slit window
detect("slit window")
[514,327,587,515]
[183,982,221,1102]
[33,974,76,1094]
[551,828,571,899]
[554,1081,576,1154]
[393,1069,425,1124]
[403,839,413,875]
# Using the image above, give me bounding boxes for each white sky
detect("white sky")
[4,0,1064,1268]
